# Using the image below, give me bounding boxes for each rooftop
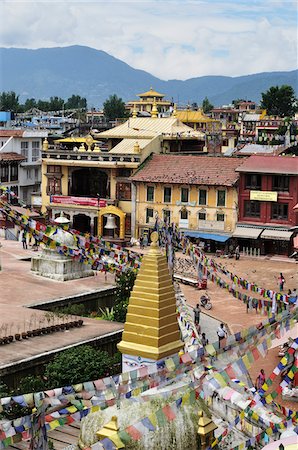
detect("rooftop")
[0,130,24,138]
[137,87,165,98]
[0,152,26,162]
[236,155,298,175]
[131,154,246,186]
[175,110,216,123]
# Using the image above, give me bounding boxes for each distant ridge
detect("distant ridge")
[0,45,297,107]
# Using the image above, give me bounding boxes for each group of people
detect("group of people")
[193,303,228,350]
[21,230,39,250]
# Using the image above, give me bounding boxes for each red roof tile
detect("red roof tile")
[0,130,23,137]
[0,152,26,162]
[236,155,298,175]
[131,155,247,186]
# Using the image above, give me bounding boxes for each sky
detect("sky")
[1,0,298,80]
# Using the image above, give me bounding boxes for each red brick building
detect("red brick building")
[234,156,298,255]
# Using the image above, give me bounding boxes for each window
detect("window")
[181,187,189,203]
[245,174,261,190]
[272,176,289,192]
[116,182,131,200]
[47,177,61,195]
[272,203,288,220]
[32,141,40,161]
[21,141,29,159]
[180,209,188,220]
[117,168,131,177]
[163,187,172,203]
[0,165,9,182]
[10,164,18,181]
[34,168,39,180]
[146,186,154,202]
[163,209,171,223]
[198,189,207,205]
[198,212,206,220]
[216,213,225,222]
[217,190,226,207]
[47,165,61,174]
[26,169,32,179]
[244,200,260,217]
[146,208,154,223]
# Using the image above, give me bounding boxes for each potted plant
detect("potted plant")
[15,323,21,341]
[3,324,10,344]
[8,323,14,342]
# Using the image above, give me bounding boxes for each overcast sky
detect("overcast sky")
[1,0,297,80]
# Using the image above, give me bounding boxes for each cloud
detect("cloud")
[1,0,297,79]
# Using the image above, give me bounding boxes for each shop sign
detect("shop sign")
[250,191,277,201]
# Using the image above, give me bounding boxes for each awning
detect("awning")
[184,231,231,242]
[260,229,293,241]
[233,226,263,239]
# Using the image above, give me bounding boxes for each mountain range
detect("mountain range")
[0,45,297,108]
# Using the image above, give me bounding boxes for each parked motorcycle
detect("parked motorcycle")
[200,294,212,310]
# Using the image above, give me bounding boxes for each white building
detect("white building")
[0,130,47,206]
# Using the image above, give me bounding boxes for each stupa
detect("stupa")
[118,231,183,371]
[31,214,94,281]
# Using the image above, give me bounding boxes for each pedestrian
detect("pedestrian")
[201,332,209,347]
[22,230,27,249]
[255,368,266,390]
[217,323,227,348]
[235,245,240,260]
[194,303,201,325]
[139,235,144,249]
[278,273,285,291]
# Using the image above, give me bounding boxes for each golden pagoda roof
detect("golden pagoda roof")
[175,110,216,123]
[54,136,100,143]
[109,138,151,154]
[117,232,183,360]
[137,87,165,98]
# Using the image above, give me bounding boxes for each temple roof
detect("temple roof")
[175,110,216,123]
[110,138,151,154]
[236,155,298,175]
[117,232,183,360]
[137,87,165,98]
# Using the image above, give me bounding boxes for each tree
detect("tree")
[44,345,118,387]
[260,85,297,117]
[23,98,37,111]
[48,96,64,111]
[0,91,20,112]
[113,270,137,322]
[65,94,87,110]
[202,97,214,114]
[103,94,127,121]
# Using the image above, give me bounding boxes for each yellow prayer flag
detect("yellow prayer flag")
[66,405,77,413]
[265,394,273,404]
[50,420,60,430]
[148,413,158,427]
[242,355,251,370]
[110,434,125,448]
[165,358,175,371]
[182,392,190,406]
[262,383,268,391]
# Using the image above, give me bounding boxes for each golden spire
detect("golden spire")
[133,141,140,153]
[42,138,49,151]
[117,231,183,360]
[132,103,137,119]
[78,142,86,152]
[151,97,158,118]
[172,103,177,117]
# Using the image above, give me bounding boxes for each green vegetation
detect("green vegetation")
[202,96,214,114]
[260,85,297,117]
[113,270,137,322]
[103,94,128,121]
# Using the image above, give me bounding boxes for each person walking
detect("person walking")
[201,332,209,347]
[193,303,201,325]
[255,369,266,390]
[217,323,227,348]
[278,273,285,291]
[22,230,27,250]
[139,235,144,249]
[235,245,240,260]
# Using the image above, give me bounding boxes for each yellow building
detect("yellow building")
[41,118,205,240]
[126,87,173,115]
[131,154,244,248]
[175,109,221,133]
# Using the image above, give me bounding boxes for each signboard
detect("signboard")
[250,191,277,201]
[51,195,107,207]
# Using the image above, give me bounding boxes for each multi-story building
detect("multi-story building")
[234,155,298,255]
[130,154,246,249]
[0,130,46,205]
[41,117,206,240]
[0,152,26,201]
[126,88,173,116]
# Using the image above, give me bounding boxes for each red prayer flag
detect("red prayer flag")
[162,404,176,421]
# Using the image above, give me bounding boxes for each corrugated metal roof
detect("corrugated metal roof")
[110,139,152,154]
[95,118,198,139]
[176,110,215,123]
[242,114,261,121]
[236,155,298,175]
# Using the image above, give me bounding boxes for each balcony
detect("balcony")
[49,195,118,208]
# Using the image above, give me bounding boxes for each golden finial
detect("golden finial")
[42,138,49,151]
[85,135,94,152]
[172,104,177,117]
[132,103,137,119]
[133,141,140,153]
[151,97,158,118]
[96,416,124,448]
[78,142,86,152]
